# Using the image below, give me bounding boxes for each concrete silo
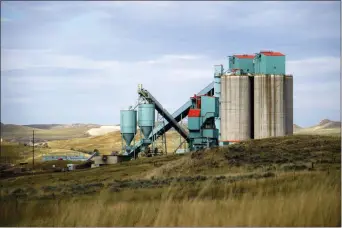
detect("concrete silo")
[285,75,293,135]
[253,74,293,139]
[220,74,253,144]
[253,51,293,139]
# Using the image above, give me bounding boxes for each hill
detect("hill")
[48,130,185,154]
[295,119,341,136]
[23,124,101,130]
[0,134,340,226]
[47,119,338,155]
[85,123,188,137]
[318,119,341,129]
[0,141,89,165]
[1,123,100,143]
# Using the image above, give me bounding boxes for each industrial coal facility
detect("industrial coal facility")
[95,50,293,163]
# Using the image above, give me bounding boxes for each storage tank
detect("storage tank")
[120,110,137,146]
[254,75,293,139]
[220,75,252,143]
[138,103,155,139]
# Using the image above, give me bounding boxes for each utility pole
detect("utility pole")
[32,130,35,170]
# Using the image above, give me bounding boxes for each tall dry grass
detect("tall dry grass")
[1,171,340,227]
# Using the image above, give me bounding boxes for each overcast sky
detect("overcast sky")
[1,1,340,127]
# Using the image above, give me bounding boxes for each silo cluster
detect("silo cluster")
[218,51,293,145]
[120,103,156,155]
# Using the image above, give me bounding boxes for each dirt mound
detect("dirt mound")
[319,119,332,126]
[87,126,121,136]
[320,121,341,129]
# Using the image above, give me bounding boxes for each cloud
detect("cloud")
[2,48,340,126]
[0,1,340,125]
[0,17,11,22]
[1,49,122,71]
[287,57,340,78]
[286,56,340,125]
[1,50,221,123]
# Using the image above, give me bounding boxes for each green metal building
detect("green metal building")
[254,51,286,75]
[228,54,255,74]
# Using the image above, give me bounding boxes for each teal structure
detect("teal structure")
[254,51,285,75]
[201,96,219,120]
[228,55,255,74]
[188,95,219,151]
[138,103,155,140]
[120,110,137,152]
[214,65,223,144]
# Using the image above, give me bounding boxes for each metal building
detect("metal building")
[254,74,293,139]
[220,74,253,144]
[214,65,223,144]
[254,51,285,75]
[188,94,219,150]
[228,54,255,74]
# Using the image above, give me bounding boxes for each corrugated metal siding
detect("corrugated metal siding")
[238,58,255,74]
[201,96,218,120]
[229,56,254,73]
[265,56,286,75]
[254,53,286,75]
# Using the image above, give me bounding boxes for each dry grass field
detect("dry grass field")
[48,130,186,154]
[0,134,340,226]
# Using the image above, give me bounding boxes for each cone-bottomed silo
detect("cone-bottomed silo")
[138,103,156,153]
[120,109,137,153]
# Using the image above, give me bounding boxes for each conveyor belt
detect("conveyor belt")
[125,81,214,157]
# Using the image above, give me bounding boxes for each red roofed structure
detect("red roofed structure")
[233,54,255,59]
[260,51,284,56]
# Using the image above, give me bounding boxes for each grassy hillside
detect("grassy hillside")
[1,124,96,142]
[22,124,64,130]
[294,120,341,136]
[0,141,88,166]
[48,130,186,154]
[0,134,340,226]
[47,120,340,155]
[23,124,101,130]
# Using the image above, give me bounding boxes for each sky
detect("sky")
[1,1,341,127]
